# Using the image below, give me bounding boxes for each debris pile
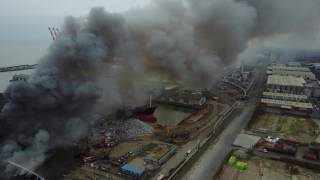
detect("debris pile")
[103,119,154,139]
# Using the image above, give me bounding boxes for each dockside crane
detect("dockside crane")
[48,27,60,41]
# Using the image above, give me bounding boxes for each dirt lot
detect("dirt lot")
[218,156,320,180]
[248,112,319,143]
[109,142,146,159]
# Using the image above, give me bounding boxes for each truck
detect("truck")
[278,139,300,146]
[83,156,97,163]
[263,142,297,155]
[303,152,318,161]
[100,138,115,148]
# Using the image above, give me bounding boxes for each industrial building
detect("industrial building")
[261,98,312,110]
[265,63,320,95]
[268,69,316,80]
[304,81,320,98]
[262,75,314,115]
[10,74,30,82]
[155,88,207,109]
[232,133,261,150]
[262,92,308,102]
[266,75,306,94]
[267,65,316,80]
[308,63,320,70]
[261,63,319,116]
[121,164,146,178]
[144,142,177,166]
[269,65,311,72]
[287,61,302,67]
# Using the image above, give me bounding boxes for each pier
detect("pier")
[0,64,37,73]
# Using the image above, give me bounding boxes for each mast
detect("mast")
[149,95,152,107]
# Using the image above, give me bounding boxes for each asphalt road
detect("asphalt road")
[179,103,257,180]
[177,62,267,180]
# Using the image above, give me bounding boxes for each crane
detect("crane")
[48,27,60,41]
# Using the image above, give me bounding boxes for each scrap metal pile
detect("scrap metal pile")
[101,118,154,139]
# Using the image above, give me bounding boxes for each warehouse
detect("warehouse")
[262,92,308,102]
[287,61,302,67]
[156,88,207,109]
[267,64,316,80]
[121,164,146,178]
[260,98,313,116]
[270,65,311,72]
[268,69,316,80]
[304,81,320,98]
[232,133,261,150]
[266,75,306,94]
[261,98,313,109]
[10,74,30,82]
[144,142,177,166]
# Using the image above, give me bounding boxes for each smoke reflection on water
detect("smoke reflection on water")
[154,104,194,127]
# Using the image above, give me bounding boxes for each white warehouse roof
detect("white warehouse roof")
[261,98,313,109]
[271,65,310,72]
[233,133,261,150]
[271,69,316,79]
[267,75,305,87]
[262,92,308,100]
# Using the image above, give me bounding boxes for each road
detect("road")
[179,103,256,180]
[177,61,267,180]
[154,104,224,179]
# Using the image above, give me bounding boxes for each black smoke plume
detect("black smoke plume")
[1,0,320,175]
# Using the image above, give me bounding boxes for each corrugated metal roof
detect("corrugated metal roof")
[270,69,315,79]
[288,62,302,67]
[233,133,261,149]
[121,164,145,175]
[262,92,308,100]
[261,98,313,109]
[271,65,310,72]
[267,75,305,87]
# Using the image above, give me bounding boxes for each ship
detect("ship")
[132,105,156,115]
[131,96,157,123]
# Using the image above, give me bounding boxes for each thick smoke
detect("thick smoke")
[1,0,320,175]
[2,130,49,175]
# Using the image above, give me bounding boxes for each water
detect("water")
[0,69,34,93]
[0,70,193,128]
[154,104,194,127]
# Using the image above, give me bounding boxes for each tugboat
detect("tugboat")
[131,96,157,123]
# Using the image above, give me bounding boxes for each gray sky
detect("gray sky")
[0,0,150,67]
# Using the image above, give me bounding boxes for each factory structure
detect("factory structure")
[154,87,208,109]
[261,62,320,116]
[9,74,30,82]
